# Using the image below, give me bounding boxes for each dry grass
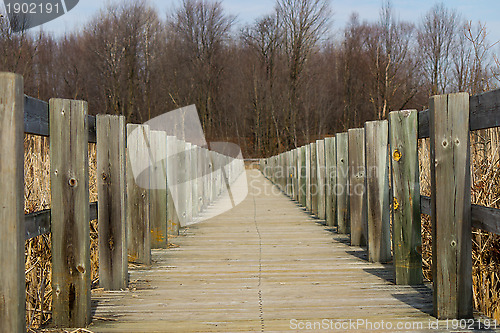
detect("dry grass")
[24,135,98,331]
[419,128,500,320]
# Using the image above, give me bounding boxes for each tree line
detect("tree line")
[1,0,499,157]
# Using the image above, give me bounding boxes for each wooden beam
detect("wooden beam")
[348,128,367,246]
[150,131,168,248]
[365,120,391,263]
[325,137,336,227]
[336,133,350,234]
[316,140,326,220]
[97,115,128,290]
[389,110,423,285]
[50,99,91,327]
[430,93,472,319]
[0,72,25,333]
[126,124,151,266]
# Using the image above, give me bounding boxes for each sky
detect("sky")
[2,0,500,43]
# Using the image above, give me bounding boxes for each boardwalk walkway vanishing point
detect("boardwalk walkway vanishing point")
[88,168,472,333]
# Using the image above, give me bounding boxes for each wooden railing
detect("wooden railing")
[260,89,500,320]
[0,72,245,332]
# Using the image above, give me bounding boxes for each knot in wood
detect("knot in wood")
[393,149,402,162]
[393,197,399,210]
[68,178,78,187]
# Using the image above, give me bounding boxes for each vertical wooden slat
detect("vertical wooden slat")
[316,140,326,220]
[365,120,391,263]
[167,136,179,236]
[50,99,91,327]
[177,140,189,227]
[97,115,128,290]
[348,128,367,246]
[0,73,25,333]
[430,93,472,319]
[310,142,318,215]
[336,133,350,234]
[299,146,307,206]
[325,137,337,227]
[150,131,168,248]
[389,110,423,284]
[306,145,311,210]
[126,124,151,266]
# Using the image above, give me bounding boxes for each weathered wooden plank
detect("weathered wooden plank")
[316,140,326,220]
[336,133,350,234]
[348,128,367,246]
[421,195,500,235]
[418,109,430,139]
[25,202,97,240]
[430,93,472,319]
[97,115,128,290]
[310,142,318,216]
[167,136,179,236]
[24,95,97,142]
[50,98,91,327]
[126,124,151,266]
[298,146,307,206]
[469,88,500,132]
[177,140,189,227]
[365,120,391,263]
[305,145,312,211]
[389,110,422,285]
[325,137,336,227]
[0,72,25,333]
[150,131,168,248]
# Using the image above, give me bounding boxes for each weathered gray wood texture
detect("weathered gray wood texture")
[389,110,423,285]
[365,120,391,263]
[167,136,179,236]
[305,145,311,211]
[430,93,472,319]
[50,99,91,327]
[316,140,326,220]
[298,146,307,206]
[150,131,168,248]
[310,142,318,216]
[97,115,128,290]
[348,128,367,246]
[0,73,25,333]
[126,124,151,266]
[325,137,336,227]
[336,133,350,234]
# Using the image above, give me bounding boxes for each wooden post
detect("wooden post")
[0,73,25,333]
[177,140,188,227]
[299,146,307,206]
[310,142,318,215]
[167,136,179,236]
[389,110,423,284]
[430,93,472,319]
[306,145,311,210]
[365,120,391,263]
[336,133,350,234]
[348,128,367,246]
[316,140,326,220]
[185,142,193,224]
[50,99,91,327]
[150,131,168,248]
[97,115,128,290]
[325,137,337,227]
[126,124,151,265]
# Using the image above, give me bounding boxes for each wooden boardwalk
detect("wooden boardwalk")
[90,169,476,332]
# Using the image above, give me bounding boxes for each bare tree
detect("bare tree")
[276,0,332,146]
[418,3,459,95]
